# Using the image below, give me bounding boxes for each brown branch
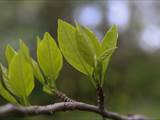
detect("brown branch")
[97,86,104,110]
[97,84,105,120]
[0,102,150,120]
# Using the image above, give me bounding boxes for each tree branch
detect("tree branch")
[0,102,150,120]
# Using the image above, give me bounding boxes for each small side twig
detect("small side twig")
[53,90,75,102]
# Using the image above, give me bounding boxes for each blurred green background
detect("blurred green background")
[0,0,160,119]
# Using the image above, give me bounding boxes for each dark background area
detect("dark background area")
[0,0,160,119]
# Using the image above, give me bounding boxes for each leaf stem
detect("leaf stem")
[21,96,30,106]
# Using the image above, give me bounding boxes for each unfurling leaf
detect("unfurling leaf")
[100,25,118,86]
[98,47,117,62]
[102,25,118,51]
[37,32,63,86]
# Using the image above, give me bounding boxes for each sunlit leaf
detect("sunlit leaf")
[0,80,17,104]
[100,25,118,86]
[5,45,17,64]
[19,40,30,62]
[0,64,10,90]
[75,29,95,66]
[31,59,45,85]
[8,52,34,98]
[102,25,118,51]
[20,40,45,85]
[80,26,101,56]
[0,65,17,104]
[58,19,93,76]
[98,47,117,62]
[37,32,63,86]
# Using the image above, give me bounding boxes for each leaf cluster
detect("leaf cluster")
[0,19,118,105]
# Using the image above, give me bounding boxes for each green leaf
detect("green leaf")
[75,23,101,67]
[0,65,17,104]
[98,47,117,62]
[102,25,118,51]
[0,80,17,104]
[75,29,95,67]
[19,40,45,85]
[100,25,118,86]
[0,64,10,90]
[58,19,93,76]
[8,52,34,98]
[19,40,30,62]
[31,59,45,85]
[37,32,63,86]
[5,45,17,64]
[93,47,116,85]
[80,26,101,56]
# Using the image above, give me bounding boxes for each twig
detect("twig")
[97,84,105,120]
[53,90,75,102]
[97,86,105,110]
[0,102,150,120]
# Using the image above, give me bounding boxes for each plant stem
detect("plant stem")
[53,90,75,102]
[21,96,30,106]
[96,84,105,120]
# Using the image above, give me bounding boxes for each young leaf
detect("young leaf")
[58,19,93,76]
[5,45,17,64]
[75,30,95,67]
[75,23,102,67]
[79,26,101,56]
[19,40,45,85]
[8,52,34,98]
[31,59,45,85]
[0,64,10,90]
[19,40,30,62]
[102,25,118,51]
[0,80,17,104]
[37,32,62,86]
[100,25,118,86]
[98,47,117,62]
[0,65,17,104]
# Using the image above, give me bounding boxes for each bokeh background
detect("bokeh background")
[0,0,160,120]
